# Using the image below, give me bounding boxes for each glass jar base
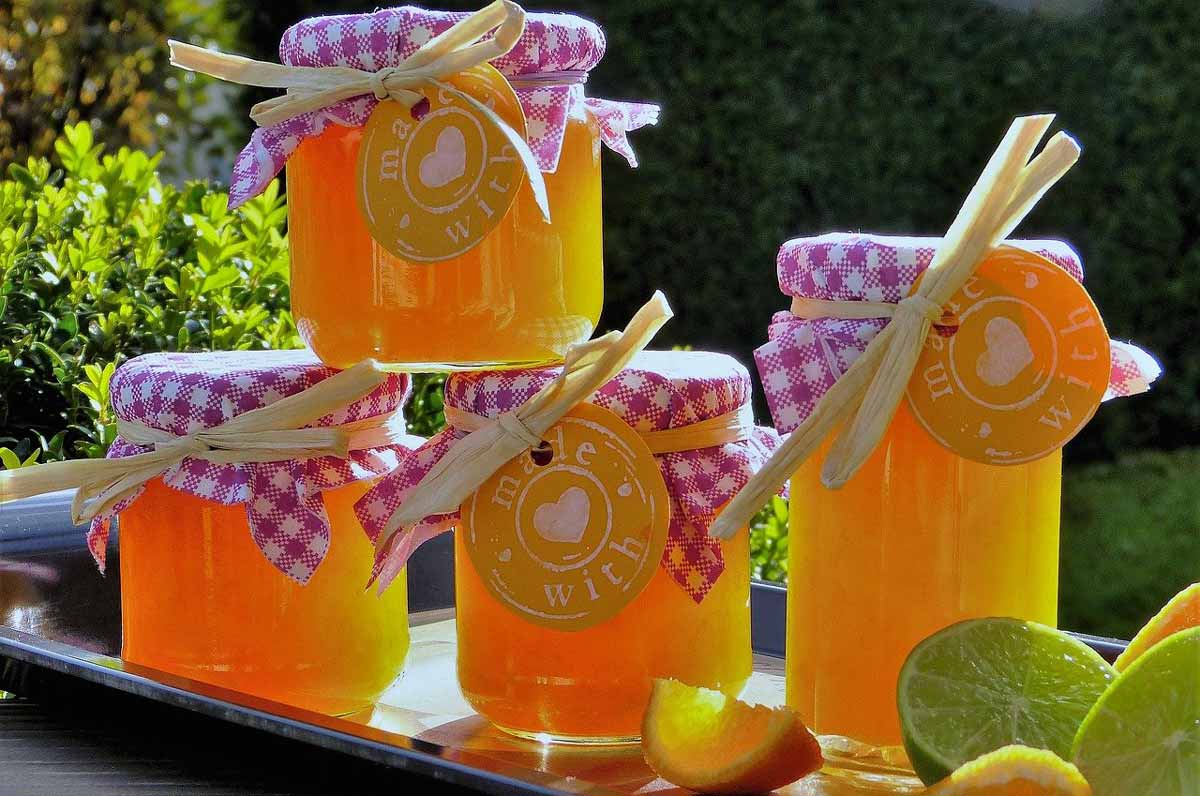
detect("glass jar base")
[494,725,641,747]
[816,735,924,790]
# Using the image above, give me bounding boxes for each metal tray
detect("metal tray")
[0,491,1128,795]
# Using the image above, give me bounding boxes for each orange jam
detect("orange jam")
[119,478,409,716]
[454,525,752,743]
[286,112,604,371]
[786,402,1061,748]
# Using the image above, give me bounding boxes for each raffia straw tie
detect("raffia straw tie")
[707,114,1082,541]
[445,403,756,455]
[373,291,674,553]
[166,0,550,220]
[0,360,398,526]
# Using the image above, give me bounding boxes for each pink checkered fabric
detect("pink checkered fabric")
[356,350,781,602]
[226,6,659,208]
[86,350,413,585]
[756,233,1162,434]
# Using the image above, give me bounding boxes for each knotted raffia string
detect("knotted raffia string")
[0,360,404,526]
[167,0,549,220]
[709,114,1081,541]
[373,291,674,553]
[444,401,757,455]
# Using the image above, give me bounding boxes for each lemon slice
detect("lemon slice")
[928,745,1091,796]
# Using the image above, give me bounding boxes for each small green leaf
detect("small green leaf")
[0,448,21,470]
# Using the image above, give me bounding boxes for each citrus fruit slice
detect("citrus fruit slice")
[1072,626,1200,796]
[898,617,1115,785]
[927,746,1091,796]
[641,678,823,794]
[1114,582,1199,671]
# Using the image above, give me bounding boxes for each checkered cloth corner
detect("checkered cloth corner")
[356,350,784,602]
[758,233,1160,434]
[85,350,413,585]
[226,6,658,207]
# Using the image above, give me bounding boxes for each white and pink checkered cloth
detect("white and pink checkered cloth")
[356,351,781,602]
[756,233,1163,435]
[226,6,660,208]
[87,351,413,584]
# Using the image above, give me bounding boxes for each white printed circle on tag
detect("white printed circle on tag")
[356,64,526,263]
[461,403,670,632]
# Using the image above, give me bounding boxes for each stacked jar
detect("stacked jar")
[356,350,780,742]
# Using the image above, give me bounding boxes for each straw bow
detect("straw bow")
[167,0,549,219]
[373,292,674,554]
[709,114,1081,540]
[0,361,396,526]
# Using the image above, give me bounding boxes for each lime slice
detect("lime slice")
[897,617,1115,785]
[1072,626,1200,796]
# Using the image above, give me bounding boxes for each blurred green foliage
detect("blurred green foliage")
[0,0,239,174]
[1059,447,1200,639]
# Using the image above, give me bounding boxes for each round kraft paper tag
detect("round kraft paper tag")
[906,246,1111,466]
[356,63,526,263]
[461,403,671,632]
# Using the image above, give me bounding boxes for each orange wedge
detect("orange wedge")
[928,746,1092,796]
[1115,582,1200,671]
[641,678,823,794]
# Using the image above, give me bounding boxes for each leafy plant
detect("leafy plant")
[0,0,241,175]
[0,122,296,462]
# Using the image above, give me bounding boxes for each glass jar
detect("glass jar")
[455,521,750,742]
[786,404,1061,747]
[288,109,603,371]
[96,350,415,716]
[355,351,777,743]
[269,7,656,370]
[753,233,1156,755]
[121,478,409,716]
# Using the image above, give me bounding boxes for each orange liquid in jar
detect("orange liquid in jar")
[120,479,410,716]
[786,402,1061,749]
[287,112,604,370]
[454,526,752,743]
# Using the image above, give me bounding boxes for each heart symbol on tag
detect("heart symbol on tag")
[418,126,467,189]
[976,316,1035,387]
[532,487,590,544]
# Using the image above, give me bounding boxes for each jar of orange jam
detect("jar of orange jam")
[89,351,416,715]
[754,233,1160,754]
[245,6,660,370]
[356,351,781,742]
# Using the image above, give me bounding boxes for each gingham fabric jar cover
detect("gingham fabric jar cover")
[756,233,1163,435]
[356,350,782,602]
[226,6,660,208]
[87,350,414,584]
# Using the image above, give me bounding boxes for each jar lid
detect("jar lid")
[280,7,607,76]
[445,350,753,432]
[776,232,1084,301]
[111,350,411,436]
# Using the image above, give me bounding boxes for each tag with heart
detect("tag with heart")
[355,63,526,264]
[906,246,1111,465]
[460,403,670,632]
